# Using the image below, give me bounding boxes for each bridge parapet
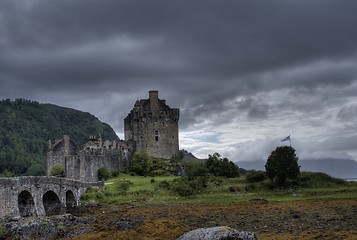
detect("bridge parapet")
[0,176,103,219]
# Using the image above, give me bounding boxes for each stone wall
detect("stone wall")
[47,136,135,182]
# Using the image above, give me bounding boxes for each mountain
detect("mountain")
[0,98,119,176]
[237,158,357,179]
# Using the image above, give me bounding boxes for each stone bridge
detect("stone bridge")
[0,176,102,219]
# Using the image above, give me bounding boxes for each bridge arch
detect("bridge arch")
[66,190,76,209]
[18,190,36,217]
[43,190,62,216]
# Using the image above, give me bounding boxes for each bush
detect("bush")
[98,167,111,181]
[245,170,267,183]
[80,186,105,201]
[158,180,170,189]
[115,179,132,195]
[50,164,64,177]
[206,153,240,178]
[170,177,196,196]
[170,176,208,196]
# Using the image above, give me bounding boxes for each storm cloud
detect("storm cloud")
[1,0,357,162]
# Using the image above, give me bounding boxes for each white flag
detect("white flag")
[281,135,290,142]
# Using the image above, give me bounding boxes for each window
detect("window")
[154,130,159,141]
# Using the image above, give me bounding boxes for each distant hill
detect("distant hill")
[237,158,357,179]
[0,98,119,176]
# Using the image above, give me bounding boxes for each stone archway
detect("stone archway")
[43,190,62,216]
[66,190,76,210]
[18,190,36,217]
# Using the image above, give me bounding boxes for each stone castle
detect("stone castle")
[47,91,180,182]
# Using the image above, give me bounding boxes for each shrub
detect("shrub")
[206,153,240,178]
[170,177,196,196]
[115,179,132,195]
[170,176,208,196]
[158,180,170,189]
[80,186,105,201]
[50,164,64,177]
[245,170,267,183]
[98,167,111,181]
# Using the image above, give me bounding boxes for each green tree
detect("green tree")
[265,146,300,185]
[129,151,153,176]
[206,153,240,178]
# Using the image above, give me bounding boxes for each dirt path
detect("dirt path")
[70,198,357,240]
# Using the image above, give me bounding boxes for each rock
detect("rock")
[177,226,257,240]
[1,214,96,240]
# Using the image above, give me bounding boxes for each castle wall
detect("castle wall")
[47,136,134,182]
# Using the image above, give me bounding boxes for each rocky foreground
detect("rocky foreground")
[1,199,357,239]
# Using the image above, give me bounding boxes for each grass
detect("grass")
[81,172,357,205]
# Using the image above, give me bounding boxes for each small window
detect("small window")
[155,136,159,141]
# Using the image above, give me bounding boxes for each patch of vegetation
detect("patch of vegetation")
[245,170,267,183]
[127,151,180,176]
[0,98,118,176]
[50,164,64,177]
[98,167,111,181]
[80,171,357,205]
[0,226,6,238]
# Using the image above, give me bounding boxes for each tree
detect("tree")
[129,151,153,176]
[206,153,240,178]
[265,146,300,185]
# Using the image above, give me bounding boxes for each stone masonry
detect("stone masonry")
[124,90,180,159]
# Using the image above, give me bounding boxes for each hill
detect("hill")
[237,158,357,179]
[0,98,119,176]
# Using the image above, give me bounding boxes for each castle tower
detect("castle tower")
[124,90,179,159]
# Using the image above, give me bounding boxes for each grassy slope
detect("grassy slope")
[82,173,357,205]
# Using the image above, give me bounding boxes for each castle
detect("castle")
[47,91,180,182]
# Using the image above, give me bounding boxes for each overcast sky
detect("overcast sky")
[1,0,357,163]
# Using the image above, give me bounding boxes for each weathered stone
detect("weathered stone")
[177,226,257,240]
[1,214,96,240]
[0,176,102,219]
[124,90,180,159]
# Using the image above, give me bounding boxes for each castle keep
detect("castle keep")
[47,91,179,182]
[124,90,180,159]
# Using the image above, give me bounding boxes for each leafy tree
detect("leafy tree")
[206,153,240,178]
[129,151,153,176]
[265,146,300,185]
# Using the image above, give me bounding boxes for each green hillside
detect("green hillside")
[0,98,119,177]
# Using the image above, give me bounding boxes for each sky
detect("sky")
[1,0,357,163]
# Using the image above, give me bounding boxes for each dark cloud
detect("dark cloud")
[1,0,357,161]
